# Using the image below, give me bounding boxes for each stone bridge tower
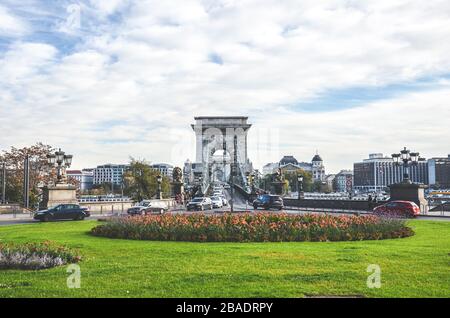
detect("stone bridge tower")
[191,116,252,186]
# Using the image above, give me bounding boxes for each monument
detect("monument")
[389,147,428,213]
[389,182,428,213]
[171,167,184,203]
[271,168,285,195]
[191,116,253,187]
[39,149,78,210]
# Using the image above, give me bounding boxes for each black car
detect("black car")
[253,194,284,210]
[34,204,90,222]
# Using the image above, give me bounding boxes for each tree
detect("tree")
[123,159,171,202]
[282,169,313,192]
[0,143,54,207]
[312,181,332,193]
[0,143,81,207]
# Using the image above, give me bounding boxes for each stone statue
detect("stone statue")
[274,168,284,182]
[173,167,183,183]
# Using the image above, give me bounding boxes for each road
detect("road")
[1,189,449,226]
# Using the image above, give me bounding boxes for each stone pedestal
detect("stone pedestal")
[171,182,184,201]
[389,182,428,213]
[271,181,284,195]
[40,184,78,210]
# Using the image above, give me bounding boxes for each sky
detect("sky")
[1,0,450,174]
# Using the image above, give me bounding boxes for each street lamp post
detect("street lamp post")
[156,175,162,199]
[391,147,420,184]
[1,162,6,204]
[198,176,203,195]
[47,148,73,184]
[297,174,304,200]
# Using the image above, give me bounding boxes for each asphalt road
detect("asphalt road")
[1,189,449,226]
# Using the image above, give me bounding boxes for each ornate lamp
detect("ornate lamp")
[47,148,73,184]
[392,147,420,184]
[297,174,304,200]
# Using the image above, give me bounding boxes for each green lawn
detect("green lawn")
[0,220,449,298]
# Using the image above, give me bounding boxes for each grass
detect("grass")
[0,219,449,298]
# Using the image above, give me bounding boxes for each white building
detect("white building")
[183,160,204,186]
[325,174,336,190]
[93,164,129,186]
[67,170,82,186]
[150,163,174,179]
[263,153,326,182]
[311,154,326,182]
[262,163,279,176]
[67,169,94,191]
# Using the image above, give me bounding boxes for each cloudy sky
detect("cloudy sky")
[1,0,450,173]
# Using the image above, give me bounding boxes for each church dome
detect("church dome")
[280,155,298,166]
[312,154,323,162]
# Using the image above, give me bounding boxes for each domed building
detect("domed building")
[311,153,326,182]
[266,153,326,182]
[279,155,299,166]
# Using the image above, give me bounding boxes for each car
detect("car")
[373,200,420,218]
[219,195,228,206]
[211,196,223,208]
[253,194,284,210]
[34,204,90,222]
[143,205,167,215]
[187,197,212,211]
[127,201,168,215]
[223,184,231,189]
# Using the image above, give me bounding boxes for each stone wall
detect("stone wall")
[79,201,133,213]
[79,199,177,214]
[283,198,386,211]
[0,204,23,214]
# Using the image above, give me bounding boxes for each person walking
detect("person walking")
[368,194,373,210]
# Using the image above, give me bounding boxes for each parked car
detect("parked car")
[34,204,90,222]
[211,196,223,208]
[253,194,284,210]
[187,197,213,211]
[127,201,167,215]
[373,200,420,218]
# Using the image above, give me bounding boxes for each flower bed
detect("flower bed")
[90,213,414,242]
[0,241,82,270]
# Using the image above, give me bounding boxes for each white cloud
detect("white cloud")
[0,0,450,172]
[0,4,28,36]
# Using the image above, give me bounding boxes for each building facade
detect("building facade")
[264,153,326,182]
[334,170,353,193]
[183,160,204,186]
[150,163,174,179]
[325,174,336,191]
[353,153,428,193]
[428,155,450,189]
[66,170,82,189]
[262,163,280,176]
[81,168,94,191]
[93,164,129,186]
[311,154,326,182]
